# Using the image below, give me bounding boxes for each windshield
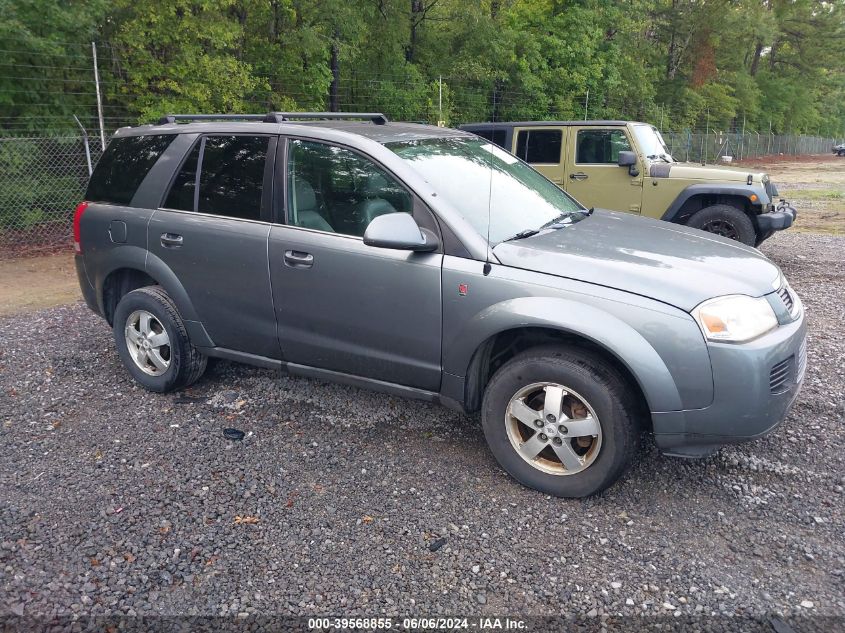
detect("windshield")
[633,125,675,162]
[387,138,585,244]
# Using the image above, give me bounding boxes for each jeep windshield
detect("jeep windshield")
[388,137,585,244]
[633,124,675,162]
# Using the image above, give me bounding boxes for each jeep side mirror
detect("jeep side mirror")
[617,151,639,176]
[363,212,439,252]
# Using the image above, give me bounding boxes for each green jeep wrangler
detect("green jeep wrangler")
[459,121,796,245]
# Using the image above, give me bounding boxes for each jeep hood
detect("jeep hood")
[658,161,766,183]
[492,210,780,312]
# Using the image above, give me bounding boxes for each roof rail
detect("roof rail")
[157,112,389,126]
[265,112,388,125]
[156,114,267,125]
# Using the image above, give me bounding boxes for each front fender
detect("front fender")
[444,296,686,413]
[662,183,769,222]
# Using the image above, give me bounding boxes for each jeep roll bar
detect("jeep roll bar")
[156,112,389,125]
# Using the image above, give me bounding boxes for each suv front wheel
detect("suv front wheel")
[113,286,207,393]
[686,204,756,245]
[481,346,640,497]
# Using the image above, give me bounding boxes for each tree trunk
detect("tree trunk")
[406,0,423,62]
[666,0,677,79]
[749,40,763,76]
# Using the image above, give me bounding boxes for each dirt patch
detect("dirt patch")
[0,251,81,317]
[739,154,845,235]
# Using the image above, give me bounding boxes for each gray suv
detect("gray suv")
[74,112,807,497]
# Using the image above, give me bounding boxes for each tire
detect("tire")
[686,204,756,245]
[113,286,207,393]
[481,346,640,498]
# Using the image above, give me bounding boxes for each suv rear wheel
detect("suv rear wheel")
[687,204,756,245]
[113,286,207,393]
[481,346,640,497]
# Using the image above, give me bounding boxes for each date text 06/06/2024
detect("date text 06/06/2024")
[307,617,527,630]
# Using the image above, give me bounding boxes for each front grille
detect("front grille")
[769,357,793,393]
[796,337,808,383]
[777,285,794,313]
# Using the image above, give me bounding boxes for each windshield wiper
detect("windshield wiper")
[538,210,588,229]
[647,154,672,163]
[502,228,540,243]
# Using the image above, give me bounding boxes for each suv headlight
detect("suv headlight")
[692,295,778,343]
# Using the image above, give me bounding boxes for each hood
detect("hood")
[653,161,766,183]
[493,210,780,312]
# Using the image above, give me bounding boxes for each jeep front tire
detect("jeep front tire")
[481,346,640,498]
[113,286,207,393]
[686,204,756,245]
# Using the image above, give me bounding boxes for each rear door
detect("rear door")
[149,134,279,358]
[512,126,565,185]
[267,137,443,390]
[563,126,643,213]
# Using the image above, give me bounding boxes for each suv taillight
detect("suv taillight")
[73,201,88,253]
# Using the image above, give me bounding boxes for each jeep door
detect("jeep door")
[511,126,565,185]
[149,134,280,358]
[563,126,643,213]
[268,138,443,390]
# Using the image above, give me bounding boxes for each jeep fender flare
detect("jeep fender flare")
[661,183,769,223]
[444,296,684,413]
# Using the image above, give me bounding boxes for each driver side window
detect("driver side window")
[286,139,412,237]
[576,129,632,164]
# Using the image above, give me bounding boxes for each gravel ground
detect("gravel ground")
[0,231,843,631]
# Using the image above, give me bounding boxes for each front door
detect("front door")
[149,134,279,358]
[512,126,565,186]
[563,126,643,213]
[268,138,443,390]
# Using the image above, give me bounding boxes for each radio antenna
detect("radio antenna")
[483,97,495,276]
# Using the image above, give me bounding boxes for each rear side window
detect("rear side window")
[576,129,632,164]
[164,142,199,211]
[163,135,268,221]
[515,129,562,164]
[86,135,174,205]
[472,128,508,149]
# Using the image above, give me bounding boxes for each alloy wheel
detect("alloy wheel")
[701,219,740,240]
[505,382,602,476]
[124,310,171,376]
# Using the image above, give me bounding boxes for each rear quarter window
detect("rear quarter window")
[516,129,563,164]
[471,128,508,149]
[85,135,174,205]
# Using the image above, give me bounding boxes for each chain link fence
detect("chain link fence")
[0,136,102,258]
[0,124,839,257]
[662,130,835,164]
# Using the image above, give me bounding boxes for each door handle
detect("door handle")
[160,233,183,247]
[569,172,588,181]
[284,250,314,269]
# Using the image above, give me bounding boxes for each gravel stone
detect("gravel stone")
[0,232,842,622]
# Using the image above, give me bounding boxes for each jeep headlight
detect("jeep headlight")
[692,295,778,343]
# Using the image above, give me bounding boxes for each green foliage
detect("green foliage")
[1,0,843,136]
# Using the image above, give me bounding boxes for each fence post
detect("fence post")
[73,115,93,176]
[92,42,106,151]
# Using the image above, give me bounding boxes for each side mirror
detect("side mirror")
[363,213,439,252]
[617,151,639,176]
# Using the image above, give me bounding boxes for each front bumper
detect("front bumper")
[652,312,807,457]
[757,200,797,232]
